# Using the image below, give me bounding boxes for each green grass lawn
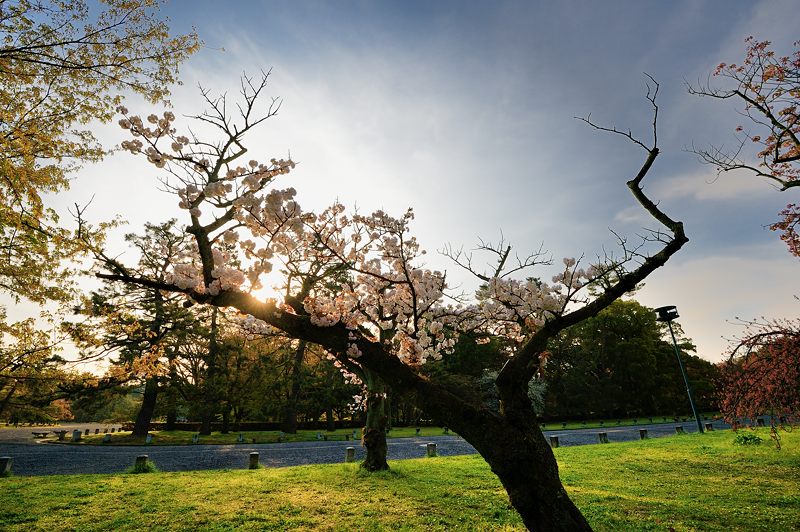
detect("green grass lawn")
[50,417,721,446]
[60,426,454,446]
[3,428,797,530]
[539,413,720,431]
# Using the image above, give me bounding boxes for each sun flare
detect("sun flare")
[249,270,287,303]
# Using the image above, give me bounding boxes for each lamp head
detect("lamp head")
[654,305,679,322]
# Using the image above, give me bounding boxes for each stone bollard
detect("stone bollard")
[757,418,766,427]
[103,434,111,443]
[72,429,82,442]
[237,433,245,443]
[145,434,153,444]
[675,426,685,434]
[639,429,648,440]
[84,429,90,436]
[0,456,11,476]
[549,436,559,448]
[248,452,260,469]
[135,455,148,471]
[345,447,355,463]
[597,432,609,444]
[426,442,437,457]
[704,423,714,432]
[94,428,99,435]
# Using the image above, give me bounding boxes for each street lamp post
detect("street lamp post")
[654,306,704,434]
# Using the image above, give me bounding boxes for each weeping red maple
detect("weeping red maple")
[719,320,800,427]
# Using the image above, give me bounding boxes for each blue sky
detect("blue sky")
[47,0,800,362]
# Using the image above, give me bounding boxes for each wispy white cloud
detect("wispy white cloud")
[10,0,797,367]
[653,168,776,202]
[637,247,799,362]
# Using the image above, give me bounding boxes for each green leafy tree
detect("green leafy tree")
[544,299,716,419]
[67,220,200,435]
[0,0,197,425]
[0,0,199,304]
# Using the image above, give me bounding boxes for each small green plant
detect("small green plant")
[733,432,763,446]
[126,459,159,474]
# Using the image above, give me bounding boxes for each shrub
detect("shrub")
[733,432,762,446]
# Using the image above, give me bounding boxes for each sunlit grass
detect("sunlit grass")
[2,428,797,530]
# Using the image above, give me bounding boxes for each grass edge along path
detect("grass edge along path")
[2,428,798,531]
[47,426,452,446]
[40,415,724,446]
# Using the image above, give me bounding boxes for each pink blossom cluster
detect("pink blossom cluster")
[117,96,618,373]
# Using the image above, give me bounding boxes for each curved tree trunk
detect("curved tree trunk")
[282,340,307,434]
[416,373,592,531]
[361,368,389,471]
[325,361,336,432]
[200,308,220,436]
[0,382,19,419]
[199,411,213,436]
[221,406,230,434]
[132,378,158,437]
[164,361,179,431]
[164,401,177,431]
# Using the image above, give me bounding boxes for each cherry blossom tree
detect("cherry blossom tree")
[94,72,687,531]
[691,37,800,252]
[693,38,800,436]
[719,318,800,432]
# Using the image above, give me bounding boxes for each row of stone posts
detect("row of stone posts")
[548,424,720,448]
[127,442,441,473]
[134,441,439,472]
[342,442,438,463]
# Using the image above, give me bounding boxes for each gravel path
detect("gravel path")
[0,420,732,477]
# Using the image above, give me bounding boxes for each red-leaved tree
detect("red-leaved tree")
[719,319,800,428]
[694,38,800,430]
[691,37,800,251]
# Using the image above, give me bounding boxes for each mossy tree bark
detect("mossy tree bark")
[361,368,389,471]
